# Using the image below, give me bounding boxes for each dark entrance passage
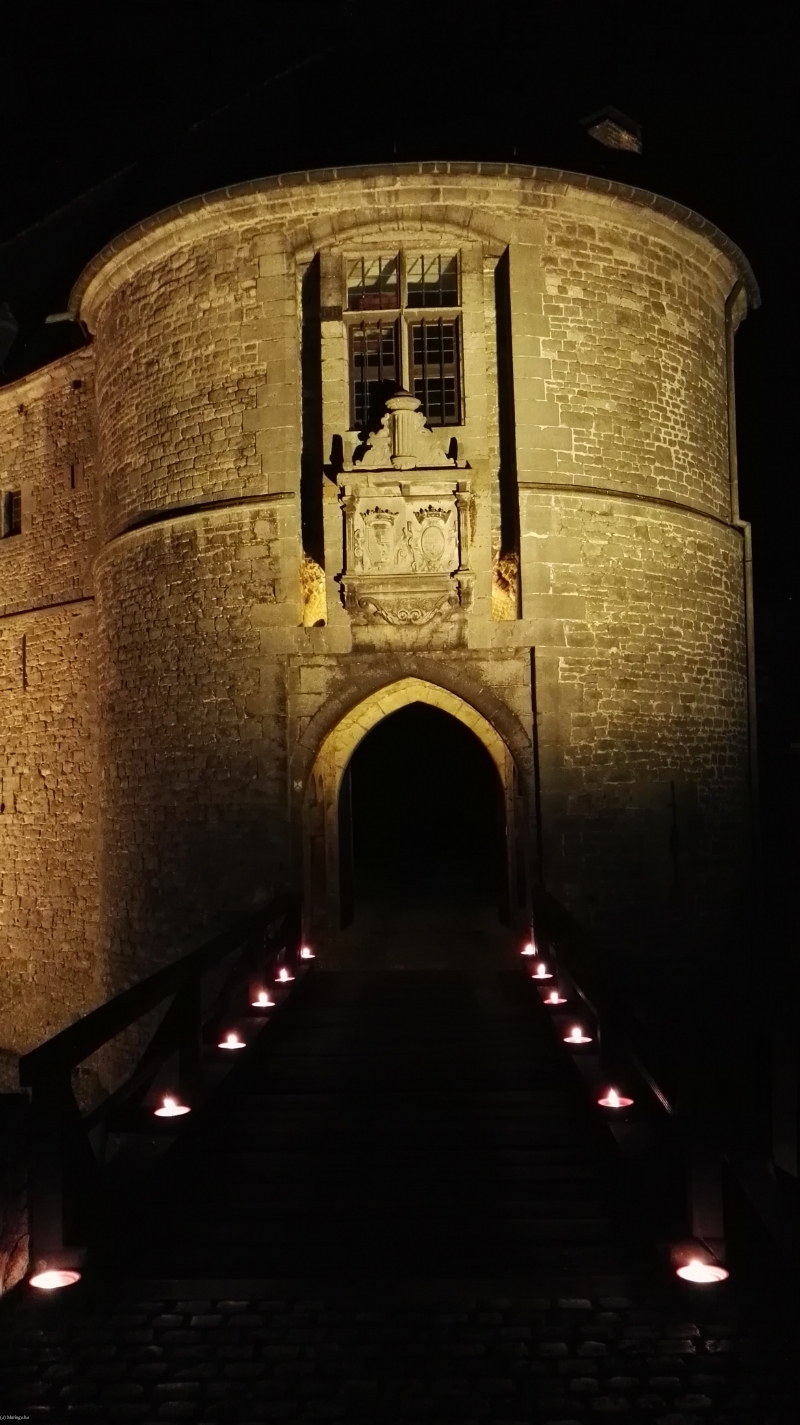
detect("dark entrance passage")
[336,703,510,967]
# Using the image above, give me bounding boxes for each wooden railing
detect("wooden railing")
[533,888,799,1271]
[18,892,302,1279]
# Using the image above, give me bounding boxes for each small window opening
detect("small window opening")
[70,464,76,489]
[2,490,21,537]
[407,254,459,308]
[347,255,399,311]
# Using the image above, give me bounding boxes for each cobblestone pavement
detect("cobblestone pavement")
[1,1278,797,1424]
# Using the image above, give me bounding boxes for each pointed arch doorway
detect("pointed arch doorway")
[302,677,529,948]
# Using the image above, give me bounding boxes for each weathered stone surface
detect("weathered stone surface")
[1,165,755,1059]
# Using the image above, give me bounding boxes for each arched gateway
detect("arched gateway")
[300,677,530,939]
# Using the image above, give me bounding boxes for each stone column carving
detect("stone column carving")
[455,482,472,571]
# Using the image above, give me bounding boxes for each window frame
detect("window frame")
[1,489,21,539]
[342,250,463,430]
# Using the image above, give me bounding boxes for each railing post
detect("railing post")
[683,1068,726,1263]
[178,980,203,1101]
[26,1072,88,1275]
[687,1135,726,1263]
[772,1022,799,1178]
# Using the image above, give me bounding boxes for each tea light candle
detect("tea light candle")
[154,1094,190,1118]
[598,1087,633,1109]
[545,989,567,1005]
[219,1031,245,1050]
[564,1025,592,1045]
[676,1258,729,1283]
[30,1268,82,1291]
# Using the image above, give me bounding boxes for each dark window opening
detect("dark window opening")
[349,320,398,431]
[407,254,459,307]
[411,320,461,425]
[494,248,521,564]
[347,255,399,311]
[2,490,21,537]
[300,256,325,564]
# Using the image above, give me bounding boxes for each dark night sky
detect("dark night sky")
[1,0,796,786]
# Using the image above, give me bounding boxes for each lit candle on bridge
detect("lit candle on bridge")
[277,967,295,983]
[564,1025,592,1045]
[676,1258,729,1283]
[219,1030,245,1050]
[300,945,315,960]
[533,962,552,980]
[598,1087,633,1108]
[154,1094,190,1118]
[251,990,274,1008]
[545,989,567,1005]
[30,1268,82,1291]
[521,942,536,957]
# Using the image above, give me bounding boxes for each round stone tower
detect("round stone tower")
[70,163,757,989]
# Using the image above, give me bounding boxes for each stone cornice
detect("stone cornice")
[68,162,760,330]
[518,481,742,533]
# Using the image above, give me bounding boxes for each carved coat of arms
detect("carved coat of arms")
[336,391,474,633]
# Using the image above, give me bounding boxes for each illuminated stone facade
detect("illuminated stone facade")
[0,164,758,1059]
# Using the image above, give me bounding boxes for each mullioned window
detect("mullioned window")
[344,253,462,431]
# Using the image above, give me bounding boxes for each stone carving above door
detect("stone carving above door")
[337,394,473,636]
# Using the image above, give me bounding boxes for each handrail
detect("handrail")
[533,888,722,1258]
[19,889,303,1282]
[534,890,679,1109]
[533,887,798,1268]
[19,903,285,1084]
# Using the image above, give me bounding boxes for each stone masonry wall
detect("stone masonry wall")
[0,164,742,1017]
[91,222,305,988]
[0,167,756,1072]
[0,349,100,1061]
[508,210,734,520]
[0,348,97,616]
[0,602,99,1054]
[522,491,749,956]
[93,230,300,540]
[95,502,298,991]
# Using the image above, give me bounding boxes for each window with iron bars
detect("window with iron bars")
[345,253,461,429]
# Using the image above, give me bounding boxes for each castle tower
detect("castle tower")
[0,165,758,1051]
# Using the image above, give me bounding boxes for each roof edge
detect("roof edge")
[68,160,760,320]
[0,344,93,410]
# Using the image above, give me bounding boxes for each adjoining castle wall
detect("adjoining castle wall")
[0,350,100,1062]
[0,349,97,616]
